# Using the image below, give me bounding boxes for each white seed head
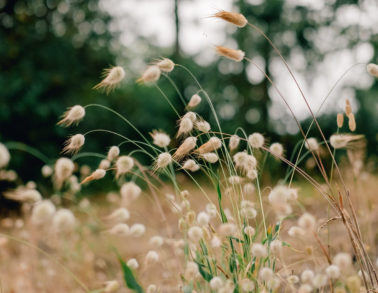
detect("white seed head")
[240,279,254,292]
[107,146,120,161]
[244,225,255,236]
[0,143,10,168]
[301,270,315,283]
[52,209,76,233]
[329,134,363,149]
[62,134,85,154]
[201,152,219,163]
[155,152,172,170]
[228,175,244,185]
[243,183,255,195]
[127,258,139,270]
[298,213,316,230]
[312,274,328,288]
[116,156,134,178]
[305,138,319,152]
[246,169,258,180]
[206,203,217,218]
[109,223,130,236]
[41,165,53,177]
[298,284,313,293]
[151,131,171,148]
[288,226,306,237]
[130,223,146,237]
[155,58,175,72]
[251,243,267,258]
[367,63,378,77]
[287,275,300,284]
[210,277,224,290]
[107,208,130,223]
[182,159,200,172]
[54,158,75,189]
[94,66,125,93]
[195,121,211,133]
[31,200,56,225]
[81,169,106,184]
[219,223,237,237]
[188,94,201,108]
[333,252,352,270]
[138,65,161,84]
[177,117,193,137]
[99,159,111,170]
[260,267,274,281]
[215,46,245,62]
[269,142,284,158]
[58,105,85,127]
[120,182,141,203]
[104,280,120,292]
[188,226,203,242]
[145,250,159,264]
[326,265,340,279]
[270,240,282,254]
[229,135,240,151]
[197,212,210,226]
[149,236,164,247]
[248,132,264,148]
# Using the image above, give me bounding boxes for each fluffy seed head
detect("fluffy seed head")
[81,169,106,184]
[109,223,130,236]
[326,265,340,279]
[240,279,254,292]
[182,159,200,172]
[107,146,120,161]
[243,183,255,195]
[116,156,134,178]
[305,138,319,152]
[312,274,328,288]
[130,223,146,237]
[219,223,237,237]
[104,280,119,292]
[248,132,264,148]
[149,236,164,247]
[151,131,171,148]
[99,159,111,170]
[348,113,356,132]
[155,152,172,169]
[298,213,316,230]
[195,137,222,154]
[52,209,76,233]
[127,258,139,270]
[288,226,305,237]
[41,165,53,177]
[188,94,201,108]
[260,267,274,281]
[177,117,193,137]
[145,250,159,264]
[229,135,240,151]
[244,225,255,236]
[63,134,85,154]
[58,105,85,127]
[270,239,282,254]
[251,243,267,258]
[269,142,284,158]
[287,275,300,284]
[173,136,197,160]
[228,175,244,185]
[155,58,174,72]
[333,252,352,270]
[301,270,315,283]
[367,63,378,77]
[197,212,210,226]
[188,226,203,242]
[195,121,211,133]
[120,182,141,203]
[54,158,75,189]
[94,66,125,93]
[0,143,10,168]
[210,277,224,290]
[214,10,247,27]
[201,152,219,163]
[215,46,245,62]
[107,208,130,223]
[329,134,364,149]
[337,113,344,128]
[31,200,56,225]
[138,65,161,84]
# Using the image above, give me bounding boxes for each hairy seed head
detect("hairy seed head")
[120,182,141,203]
[229,135,240,151]
[58,105,85,127]
[31,200,56,225]
[215,46,245,62]
[304,137,319,152]
[269,142,284,158]
[63,134,85,154]
[150,131,171,148]
[248,132,264,148]
[367,63,378,77]
[195,137,222,154]
[130,223,146,237]
[173,136,197,160]
[155,58,175,72]
[138,65,161,84]
[53,209,76,233]
[182,159,200,172]
[201,152,219,163]
[177,117,193,137]
[188,94,201,108]
[116,156,134,178]
[195,120,211,133]
[107,146,120,161]
[214,11,247,28]
[337,113,344,128]
[329,134,364,149]
[107,208,130,223]
[81,169,106,184]
[54,158,74,189]
[109,223,129,236]
[94,66,125,93]
[155,152,172,170]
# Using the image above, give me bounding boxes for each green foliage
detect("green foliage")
[119,257,144,293]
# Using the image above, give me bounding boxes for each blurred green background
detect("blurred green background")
[1,0,377,184]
